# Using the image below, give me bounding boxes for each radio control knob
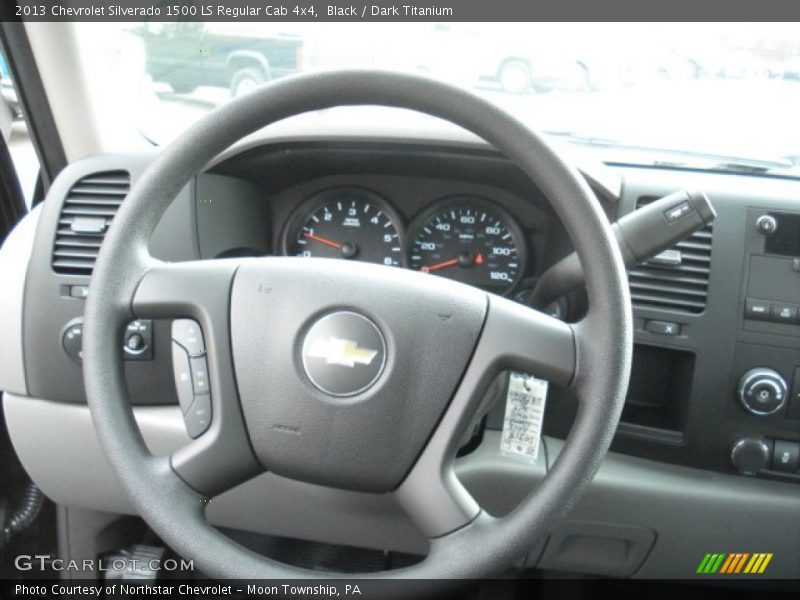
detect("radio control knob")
[756,214,777,235]
[737,368,787,416]
[731,438,771,476]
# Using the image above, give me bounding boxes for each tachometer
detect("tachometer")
[408,198,526,294]
[285,188,404,267]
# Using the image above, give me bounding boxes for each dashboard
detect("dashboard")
[2,135,799,579]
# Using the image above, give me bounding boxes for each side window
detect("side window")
[0,48,40,209]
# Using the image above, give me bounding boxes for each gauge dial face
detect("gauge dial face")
[288,190,404,267]
[409,200,526,294]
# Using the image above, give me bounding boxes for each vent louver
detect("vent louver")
[628,196,713,314]
[51,171,130,276]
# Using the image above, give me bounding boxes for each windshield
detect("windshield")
[75,22,800,173]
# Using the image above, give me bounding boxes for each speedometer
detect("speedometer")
[284,188,404,267]
[408,197,527,295]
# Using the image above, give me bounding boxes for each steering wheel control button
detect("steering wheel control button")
[744,298,771,321]
[171,319,206,356]
[123,320,152,360]
[301,311,386,397]
[738,368,788,416]
[185,393,212,439]
[771,440,800,473]
[731,438,771,476]
[171,342,194,413]
[190,356,210,395]
[644,320,681,336]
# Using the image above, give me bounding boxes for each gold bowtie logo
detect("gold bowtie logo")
[307,337,378,368]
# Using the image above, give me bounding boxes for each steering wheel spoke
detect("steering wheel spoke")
[395,295,575,539]
[132,259,262,497]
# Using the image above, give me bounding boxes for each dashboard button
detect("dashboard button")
[788,367,800,420]
[731,437,771,476]
[171,342,194,414]
[770,302,798,324]
[185,394,212,438]
[62,320,84,361]
[756,214,778,235]
[645,320,680,336]
[744,298,771,321]
[771,440,800,473]
[123,320,152,360]
[172,319,205,356]
[126,334,144,352]
[69,285,89,299]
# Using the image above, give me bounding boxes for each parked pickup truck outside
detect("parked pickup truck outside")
[132,23,304,96]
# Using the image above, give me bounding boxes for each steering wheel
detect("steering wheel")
[83,71,632,583]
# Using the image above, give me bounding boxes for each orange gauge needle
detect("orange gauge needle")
[303,231,342,249]
[422,258,458,273]
[423,252,486,273]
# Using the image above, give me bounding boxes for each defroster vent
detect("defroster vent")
[51,171,130,275]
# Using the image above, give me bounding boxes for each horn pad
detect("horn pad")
[230,257,486,492]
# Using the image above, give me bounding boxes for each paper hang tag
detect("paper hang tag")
[500,372,548,464]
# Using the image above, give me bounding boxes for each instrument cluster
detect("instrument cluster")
[281,186,528,296]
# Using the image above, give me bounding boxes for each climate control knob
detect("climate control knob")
[730,437,771,476]
[737,368,787,416]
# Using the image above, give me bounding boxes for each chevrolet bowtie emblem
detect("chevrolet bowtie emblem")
[307,337,378,368]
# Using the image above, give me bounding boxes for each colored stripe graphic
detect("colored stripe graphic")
[699,552,773,574]
[734,553,750,573]
[697,554,713,573]
[719,553,735,574]
[712,553,726,573]
[744,554,759,573]
[758,553,773,573]
[722,553,742,574]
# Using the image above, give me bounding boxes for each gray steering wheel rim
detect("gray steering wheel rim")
[83,70,632,582]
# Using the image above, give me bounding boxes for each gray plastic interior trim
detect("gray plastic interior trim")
[0,205,41,396]
[5,394,799,578]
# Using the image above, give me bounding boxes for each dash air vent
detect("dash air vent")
[52,171,130,276]
[628,196,713,314]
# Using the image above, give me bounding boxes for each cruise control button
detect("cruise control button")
[770,302,798,324]
[171,342,194,413]
[771,440,800,473]
[190,356,210,395]
[172,319,205,356]
[744,298,770,321]
[185,394,212,438]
